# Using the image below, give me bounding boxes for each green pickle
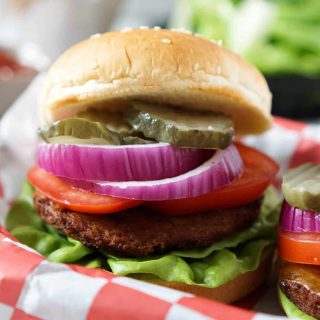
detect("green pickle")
[39,118,153,145]
[78,109,134,136]
[127,102,234,149]
[39,118,121,144]
[282,163,320,212]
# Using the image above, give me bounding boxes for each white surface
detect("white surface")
[0,303,14,320]
[0,75,43,200]
[0,198,8,226]
[0,0,121,61]
[303,124,320,142]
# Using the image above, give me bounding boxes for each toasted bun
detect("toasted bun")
[134,246,273,303]
[40,28,272,135]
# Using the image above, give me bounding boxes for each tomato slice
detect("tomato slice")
[27,166,142,214]
[278,229,320,265]
[147,143,279,215]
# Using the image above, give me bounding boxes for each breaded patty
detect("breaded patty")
[279,260,320,319]
[34,194,261,257]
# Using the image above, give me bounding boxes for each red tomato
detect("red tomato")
[278,229,320,265]
[147,143,279,215]
[27,166,142,214]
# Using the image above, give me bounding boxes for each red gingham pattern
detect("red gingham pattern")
[289,137,320,167]
[0,233,286,320]
[1,117,319,320]
[0,236,43,307]
[10,308,41,320]
[273,117,307,132]
[88,282,172,320]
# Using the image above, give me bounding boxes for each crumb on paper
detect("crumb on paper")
[162,38,171,44]
[121,27,133,33]
[90,33,101,39]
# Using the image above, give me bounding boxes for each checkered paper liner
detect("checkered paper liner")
[0,226,284,320]
[0,77,319,319]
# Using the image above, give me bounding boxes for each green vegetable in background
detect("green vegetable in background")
[171,0,320,76]
[5,182,281,288]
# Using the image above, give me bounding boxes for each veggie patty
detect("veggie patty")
[34,193,261,257]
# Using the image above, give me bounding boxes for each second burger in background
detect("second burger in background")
[279,163,320,319]
[6,28,280,303]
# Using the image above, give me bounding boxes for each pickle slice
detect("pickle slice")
[126,102,234,149]
[39,118,120,144]
[46,136,116,145]
[122,136,155,145]
[282,163,320,212]
[39,118,154,145]
[78,109,134,136]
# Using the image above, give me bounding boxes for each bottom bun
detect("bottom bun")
[134,246,274,303]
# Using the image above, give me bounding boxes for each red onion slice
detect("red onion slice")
[36,143,210,182]
[280,201,320,233]
[64,144,244,201]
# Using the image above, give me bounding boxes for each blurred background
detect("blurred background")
[0,0,319,121]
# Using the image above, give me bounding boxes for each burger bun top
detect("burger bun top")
[40,28,272,135]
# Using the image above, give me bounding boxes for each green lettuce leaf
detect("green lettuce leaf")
[108,239,271,287]
[278,288,316,320]
[6,181,44,230]
[11,226,64,256]
[5,182,281,288]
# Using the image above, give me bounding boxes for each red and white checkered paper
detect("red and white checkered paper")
[0,76,319,319]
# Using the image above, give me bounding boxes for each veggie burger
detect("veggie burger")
[7,28,279,303]
[278,164,320,319]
